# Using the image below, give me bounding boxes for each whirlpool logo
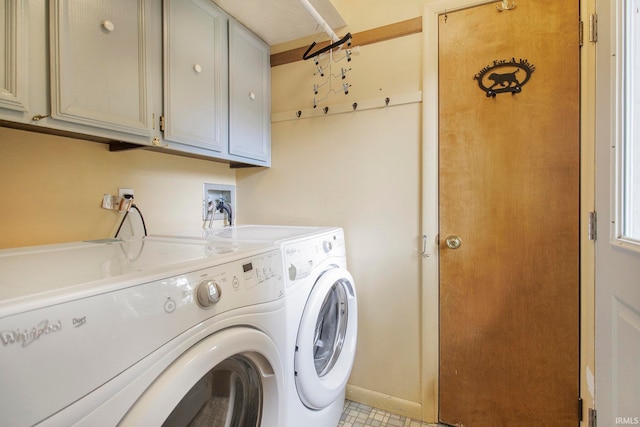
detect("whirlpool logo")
[1,319,62,348]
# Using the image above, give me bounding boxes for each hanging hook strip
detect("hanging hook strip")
[302,33,352,61]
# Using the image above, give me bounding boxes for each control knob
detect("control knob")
[196,279,222,308]
[323,240,333,253]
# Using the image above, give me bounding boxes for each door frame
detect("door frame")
[420,0,596,422]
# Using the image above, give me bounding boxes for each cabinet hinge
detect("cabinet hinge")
[588,408,597,427]
[588,211,597,241]
[589,13,598,43]
[159,115,166,132]
[579,20,584,47]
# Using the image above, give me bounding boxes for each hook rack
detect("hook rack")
[271,91,423,123]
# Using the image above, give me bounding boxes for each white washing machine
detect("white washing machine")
[154,226,358,427]
[0,236,287,426]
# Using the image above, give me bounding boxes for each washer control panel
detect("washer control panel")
[0,248,283,427]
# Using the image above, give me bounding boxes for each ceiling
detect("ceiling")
[211,0,346,46]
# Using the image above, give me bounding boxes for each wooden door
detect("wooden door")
[438,1,580,425]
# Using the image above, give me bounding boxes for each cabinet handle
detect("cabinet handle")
[32,114,51,121]
[193,64,202,73]
[102,20,115,32]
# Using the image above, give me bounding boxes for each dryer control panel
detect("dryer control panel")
[283,230,346,284]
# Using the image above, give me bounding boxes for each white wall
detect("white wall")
[237,0,427,415]
[0,127,235,248]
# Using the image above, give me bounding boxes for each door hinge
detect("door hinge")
[159,115,166,132]
[589,13,598,43]
[588,211,597,241]
[588,408,597,427]
[579,398,583,421]
[579,20,584,47]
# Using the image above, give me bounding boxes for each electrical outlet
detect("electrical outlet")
[119,188,134,199]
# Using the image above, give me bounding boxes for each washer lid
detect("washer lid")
[154,225,336,242]
[294,267,357,409]
[0,237,273,315]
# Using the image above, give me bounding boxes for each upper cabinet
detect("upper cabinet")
[0,1,29,114]
[0,0,270,167]
[163,0,227,153]
[49,0,155,139]
[228,20,271,165]
[0,0,161,145]
[161,0,270,166]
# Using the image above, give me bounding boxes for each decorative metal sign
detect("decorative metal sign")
[474,58,535,97]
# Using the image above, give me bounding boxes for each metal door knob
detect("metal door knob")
[445,235,462,249]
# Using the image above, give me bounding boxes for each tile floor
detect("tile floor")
[338,400,440,427]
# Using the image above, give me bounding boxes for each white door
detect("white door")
[595,0,640,423]
[294,268,357,410]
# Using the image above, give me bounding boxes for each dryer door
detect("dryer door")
[120,327,283,426]
[294,267,357,409]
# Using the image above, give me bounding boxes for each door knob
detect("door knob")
[445,235,462,249]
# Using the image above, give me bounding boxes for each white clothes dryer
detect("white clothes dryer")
[279,228,357,427]
[0,236,287,427]
[155,226,358,427]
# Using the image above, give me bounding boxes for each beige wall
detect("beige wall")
[237,0,428,417]
[0,127,235,249]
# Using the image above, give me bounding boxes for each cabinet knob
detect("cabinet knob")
[101,20,115,32]
[193,64,202,73]
[249,92,256,100]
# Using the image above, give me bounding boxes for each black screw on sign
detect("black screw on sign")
[474,58,535,97]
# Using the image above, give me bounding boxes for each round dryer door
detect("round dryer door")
[120,328,284,427]
[294,267,357,410]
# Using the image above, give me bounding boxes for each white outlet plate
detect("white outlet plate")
[119,188,134,198]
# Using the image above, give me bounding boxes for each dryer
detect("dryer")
[0,236,287,426]
[154,225,358,427]
[279,228,357,427]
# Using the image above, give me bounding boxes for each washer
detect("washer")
[0,236,287,427]
[154,225,358,427]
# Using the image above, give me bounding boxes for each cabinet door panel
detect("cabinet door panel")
[50,0,151,136]
[229,20,270,164]
[163,0,226,152]
[0,0,29,112]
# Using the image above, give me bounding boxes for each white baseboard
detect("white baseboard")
[345,384,423,421]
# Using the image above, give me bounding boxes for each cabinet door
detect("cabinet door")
[0,0,29,113]
[163,0,227,152]
[50,0,153,136]
[228,20,270,164]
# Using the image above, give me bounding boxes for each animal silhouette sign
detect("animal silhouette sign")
[474,58,535,97]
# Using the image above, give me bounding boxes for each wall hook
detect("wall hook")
[323,106,329,114]
[352,102,358,111]
[296,110,302,118]
[496,0,516,12]
[385,97,390,106]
